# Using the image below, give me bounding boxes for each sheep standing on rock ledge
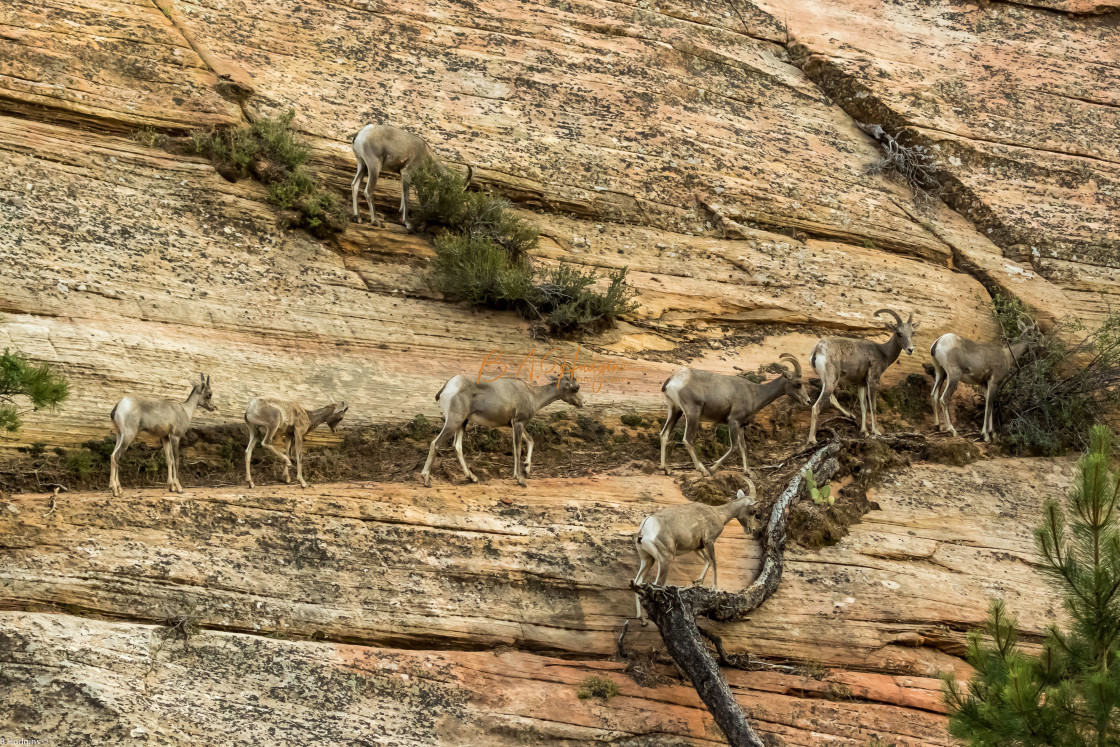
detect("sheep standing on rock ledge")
[632,480,758,624]
[244,397,348,488]
[351,124,473,228]
[807,309,918,444]
[108,374,215,497]
[421,373,584,487]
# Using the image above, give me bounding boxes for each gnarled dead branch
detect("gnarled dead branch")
[632,441,840,746]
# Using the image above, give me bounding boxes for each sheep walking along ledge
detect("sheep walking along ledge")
[630,441,841,747]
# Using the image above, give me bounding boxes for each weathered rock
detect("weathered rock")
[0,457,1074,743]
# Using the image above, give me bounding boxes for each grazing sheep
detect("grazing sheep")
[351,124,473,228]
[421,373,584,487]
[109,374,215,497]
[660,354,809,477]
[929,318,1036,441]
[244,397,349,488]
[807,309,918,444]
[632,480,758,623]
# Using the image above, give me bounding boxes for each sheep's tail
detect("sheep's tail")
[435,382,447,403]
[109,403,118,423]
[464,164,474,188]
[661,376,670,393]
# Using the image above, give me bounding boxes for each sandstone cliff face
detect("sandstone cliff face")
[0,458,1074,744]
[0,0,1115,743]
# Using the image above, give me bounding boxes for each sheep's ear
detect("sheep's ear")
[736,489,746,500]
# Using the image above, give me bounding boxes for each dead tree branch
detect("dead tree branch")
[633,441,840,746]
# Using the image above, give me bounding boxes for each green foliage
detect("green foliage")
[189,110,345,238]
[413,163,637,336]
[995,307,1120,456]
[620,413,648,429]
[0,349,70,434]
[431,232,536,309]
[575,674,620,700]
[805,467,833,505]
[130,126,167,148]
[63,449,95,479]
[943,426,1120,744]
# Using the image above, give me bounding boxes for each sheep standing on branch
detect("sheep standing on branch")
[108,374,215,497]
[351,124,473,228]
[632,480,758,623]
[244,397,349,488]
[807,309,918,444]
[421,373,584,487]
[929,319,1036,441]
[660,355,809,477]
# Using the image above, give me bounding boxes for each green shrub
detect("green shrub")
[189,110,345,238]
[63,449,95,479]
[620,413,647,429]
[431,232,536,309]
[0,349,70,434]
[995,307,1120,456]
[413,163,637,336]
[576,674,620,700]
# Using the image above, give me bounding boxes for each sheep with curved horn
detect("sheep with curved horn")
[929,318,1037,441]
[807,309,918,444]
[660,354,810,477]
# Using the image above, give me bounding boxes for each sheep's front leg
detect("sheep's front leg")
[170,435,184,493]
[633,546,650,623]
[868,378,884,436]
[521,425,535,476]
[293,432,308,488]
[261,427,293,482]
[857,385,869,435]
[692,546,711,586]
[351,161,366,221]
[681,412,711,477]
[660,406,683,475]
[808,385,831,446]
[162,437,176,493]
[709,418,743,473]
[245,426,258,488]
[109,429,134,498]
[930,366,944,430]
[512,423,527,487]
[982,379,995,442]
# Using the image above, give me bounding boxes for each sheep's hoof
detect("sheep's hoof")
[421,474,432,487]
[467,473,479,484]
[299,481,309,489]
[517,478,528,487]
[248,481,255,489]
[639,618,648,628]
[661,467,671,476]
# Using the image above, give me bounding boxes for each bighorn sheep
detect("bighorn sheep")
[244,397,349,488]
[807,309,918,444]
[108,374,215,497]
[421,373,584,487]
[660,355,809,477]
[351,124,473,228]
[632,480,758,623]
[929,319,1036,441]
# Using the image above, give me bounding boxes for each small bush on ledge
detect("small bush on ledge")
[415,162,638,336]
[189,110,347,239]
[576,674,620,700]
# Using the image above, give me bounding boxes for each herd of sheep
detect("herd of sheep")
[96,125,1038,612]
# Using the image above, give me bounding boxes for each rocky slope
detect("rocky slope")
[0,0,1115,743]
[1,457,1074,744]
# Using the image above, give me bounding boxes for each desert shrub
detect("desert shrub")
[995,307,1120,456]
[431,232,536,309]
[0,349,70,434]
[879,373,930,421]
[532,265,639,336]
[575,674,620,700]
[63,449,95,479]
[130,126,167,148]
[620,413,648,429]
[189,110,346,238]
[943,426,1120,743]
[859,122,940,204]
[413,163,637,336]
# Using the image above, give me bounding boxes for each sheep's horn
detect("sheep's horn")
[907,311,914,324]
[874,309,903,327]
[741,477,756,502]
[778,353,802,379]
